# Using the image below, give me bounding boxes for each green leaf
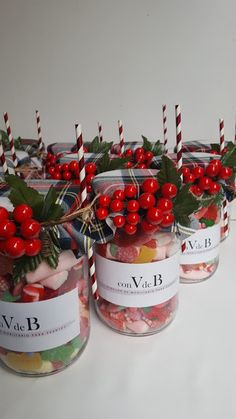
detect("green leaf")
[142,135,153,151]
[0,130,9,143]
[157,155,182,189]
[5,175,44,218]
[12,254,43,284]
[210,143,220,153]
[41,343,75,363]
[173,184,200,226]
[97,152,129,173]
[87,137,112,153]
[40,186,64,221]
[221,143,236,168]
[2,290,20,302]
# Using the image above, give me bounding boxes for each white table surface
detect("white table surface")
[1,219,236,419]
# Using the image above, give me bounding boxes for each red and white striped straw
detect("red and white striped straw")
[0,132,9,175]
[36,110,44,151]
[75,123,98,300]
[3,112,17,168]
[234,119,236,145]
[98,122,103,143]
[175,105,182,175]
[162,104,168,153]
[219,118,225,154]
[118,120,125,155]
[222,198,229,238]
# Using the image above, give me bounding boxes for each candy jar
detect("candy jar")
[90,157,201,336]
[95,228,180,336]
[179,203,221,282]
[0,178,89,376]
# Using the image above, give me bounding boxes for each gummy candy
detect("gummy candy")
[134,245,156,263]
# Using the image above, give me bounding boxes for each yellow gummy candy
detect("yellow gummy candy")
[6,352,42,372]
[134,246,156,263]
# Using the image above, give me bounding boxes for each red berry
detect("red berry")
[184,173,195,184]
[127,200,140,212]
[219,166,233,180]
[192,166,205,178]
[5,237,25,258]
[161,183,177,199]
[0,207,9,221]
[210,159,222,172]
[137,163,147,169]
[98,195,111,207]
[125,148,133,157]
[113,189,125,201]
[96,207,108,221]
[125,161,133,168]
[208,182,221,195]
[49,156,56,164]
[25,239,42,256]
[0,240,6,252]
[205,163,220,178]
[181,167,190,177]
[124,185,137,198]
[87,185,92,193]
[156,198,173,214]
[13,204,33,223]
[20,219,41,239]
[190,185,202,197]
[135,153,146,163]
[138,193,156,209]
[160,213,175,228]
[142,178,159,194]
[146,207,163,225]
[52,172,62,180]
[113,215,126,228]
[141,220,158,233]
[126,212,140,225]
[210,150,219,155]
[55,163,62,172]
[48,167,56,176]
[124,224,137,235]
[62,163,69,172]
[63,171,72,181]
[0,220,16,239]
[145,151,154,162]
[198,176,212,190]
[73,179,80,185]
[86,163,97,174]
[110,199,124,212]
[135,147,145,156]
[86,174,95,185]
[69,161,79,172]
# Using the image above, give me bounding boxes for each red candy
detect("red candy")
[22,284,45,302]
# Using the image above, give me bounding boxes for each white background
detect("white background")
[0,0,236,148]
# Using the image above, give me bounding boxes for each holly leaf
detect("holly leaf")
[5,174,44,218]
[173,184,200,226]
[97,152,129,173]
[87,136,112,153]
[221,143,236,168]
[210,143,220,152]
[142,135,153,151]
[142,135,164,156]
[0,129,9,143]
[157,155,182,189]
[40,186,64,221]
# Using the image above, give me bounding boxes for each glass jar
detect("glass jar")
[95,228,180,336]
[0,251,89,376]
[179,204,221,283]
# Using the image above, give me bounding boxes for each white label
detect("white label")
[180,223,220,264]
[95,252,180,308]
[0,289,80,352]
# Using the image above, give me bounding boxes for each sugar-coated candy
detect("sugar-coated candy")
[22,283,45,302]
[40,270,68,290]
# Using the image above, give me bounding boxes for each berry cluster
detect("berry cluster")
[123,147,154,169]
[0,204,42,258]
[46,158,97,192]
[182,160,232,197]
[95,179,177,234]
